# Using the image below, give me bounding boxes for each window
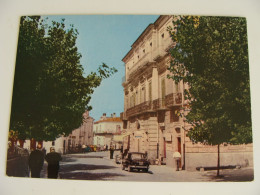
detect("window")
[149,82,152,102]
[52,141,55,146]
[140,88,142,103]
[161,78,166,106]
[161,33,164,38]
[150,42,152,47]
[141,86,146,103]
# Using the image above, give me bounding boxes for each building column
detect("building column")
[151,65,159,101]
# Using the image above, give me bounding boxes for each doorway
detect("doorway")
[177,137,182,168]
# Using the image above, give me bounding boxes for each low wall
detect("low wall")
[185,151,253,171]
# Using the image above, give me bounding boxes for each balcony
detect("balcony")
[152,98,166,110]
[165,93,182,107]
[124,93,183,119]
[126,101,153,118]
[120,112,127,121]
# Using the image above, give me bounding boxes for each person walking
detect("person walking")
[28,144,44,178]
[45,147,62,179]
[110,145,114,159]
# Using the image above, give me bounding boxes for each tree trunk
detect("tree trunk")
[18,139,25,148]
[217,144,220,176]
[30,138,36,150]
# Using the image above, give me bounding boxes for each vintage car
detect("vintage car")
[121,152,149,172]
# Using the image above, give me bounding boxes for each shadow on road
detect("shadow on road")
[59,163,125,180]
[201,168,254,182]
[65,155,104,159]
[60,164,117,171]
[60,172,124,180]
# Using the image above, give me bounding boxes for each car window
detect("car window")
[131,153,143,159]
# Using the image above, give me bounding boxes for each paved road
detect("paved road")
[40,151,254,182]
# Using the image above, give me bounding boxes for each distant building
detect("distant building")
[63,110,94,153]
[121,15,253,170]
[93,113,123,150]
[23,110,94,154]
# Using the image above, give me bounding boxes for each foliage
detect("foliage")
[10,16,117,141]
[167,16,252,145]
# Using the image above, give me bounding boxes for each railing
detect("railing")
[165,93,182,107]
[124,93,182,118]
[120,112,127,120]
[153,98,166,110]
[126,101,153,118]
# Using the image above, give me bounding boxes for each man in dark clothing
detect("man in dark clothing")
[45,147,62,179]
[110,146,114,159]
[28,144,44,178]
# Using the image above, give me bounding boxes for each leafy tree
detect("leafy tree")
[9,16,117,143]
[167,16,252,176]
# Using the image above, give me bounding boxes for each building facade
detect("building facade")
[121,15,253,170]
[93,113,123,150]
[63,110,94,153]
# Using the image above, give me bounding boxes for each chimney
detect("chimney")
[101,113,107,120]
[113,113,116,118]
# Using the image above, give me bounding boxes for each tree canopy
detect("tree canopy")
[9,16,117,141]
[167,16,252,146]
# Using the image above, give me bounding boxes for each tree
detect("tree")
[167,16,252,176]
[9,16,117,143]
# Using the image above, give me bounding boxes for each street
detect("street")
[40,151,254,182]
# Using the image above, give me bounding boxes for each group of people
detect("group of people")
[28,144,62,179]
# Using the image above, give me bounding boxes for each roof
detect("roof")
[122,15,162,62]
[94,117,122,124]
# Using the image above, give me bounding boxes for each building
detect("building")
[93,113,123,150]
[63,110,94,153]
[121,15,253,170]
[22,110,94,154]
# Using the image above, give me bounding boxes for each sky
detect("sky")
[45,15,159,121]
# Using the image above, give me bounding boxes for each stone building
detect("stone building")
[121,15,253,170]
[63,110,94,153]
[21,110,94,154]
[93,113,123,150]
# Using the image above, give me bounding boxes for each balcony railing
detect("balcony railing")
[120,112,127,120]
[126,101,153,118]
[124,93,183,118]
[153,98,166,110]
[165,93,182,107]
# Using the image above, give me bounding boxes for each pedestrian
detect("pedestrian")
[106,144,108,151]
[110,145,114,159]
[28,143,44,178]
[82,144,86,153]
[45,147,62,179]
[173,151,181,171]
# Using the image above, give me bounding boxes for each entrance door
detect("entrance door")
[177,137,182,168]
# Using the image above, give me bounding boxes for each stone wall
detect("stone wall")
[185,151,253,171]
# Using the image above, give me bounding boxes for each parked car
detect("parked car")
[121,152,149,172]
